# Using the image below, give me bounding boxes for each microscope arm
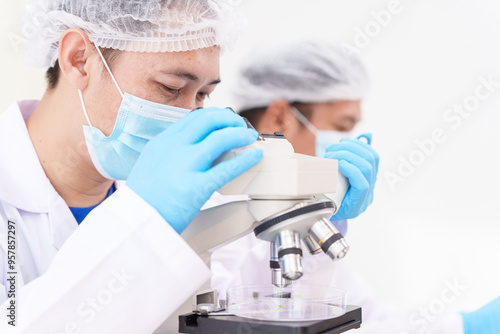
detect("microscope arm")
[181,200,254,256]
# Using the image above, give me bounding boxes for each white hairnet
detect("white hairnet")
[22,0,244,68]
[232,38,369,112]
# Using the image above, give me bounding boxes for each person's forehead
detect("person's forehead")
[115,47,221,79]
[313,101,361,113]
[118,46,220,64]
[311,101,361,122]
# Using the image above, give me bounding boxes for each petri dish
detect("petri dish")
[226,284,346,321]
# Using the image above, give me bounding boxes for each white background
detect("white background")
[2,0,500,314]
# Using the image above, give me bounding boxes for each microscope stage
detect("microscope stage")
[179,305,361,334]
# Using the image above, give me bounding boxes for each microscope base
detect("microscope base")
[179,305,361,334]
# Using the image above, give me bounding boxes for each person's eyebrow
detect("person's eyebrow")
[335,115,358,127]
[344,116,358,124]
[160,68,221,85]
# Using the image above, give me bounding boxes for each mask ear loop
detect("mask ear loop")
[79,46,125,130]
[289,105,318,135]
[79,89,94,128]
[94,46,124,98]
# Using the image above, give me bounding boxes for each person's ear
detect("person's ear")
[263,100,297,134]
[57,28,95,91]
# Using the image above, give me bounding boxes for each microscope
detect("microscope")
[157,127,362,334]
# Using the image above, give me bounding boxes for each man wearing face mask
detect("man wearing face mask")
[0,1,261,333]
[217,38,500,334]
[0,2,381,334]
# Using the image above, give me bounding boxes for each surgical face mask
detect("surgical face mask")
[289,106,352,158]
[78,48,190,181]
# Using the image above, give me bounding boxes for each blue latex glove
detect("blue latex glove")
[324,133,379,220]
[462,298,500,334]
[127,108,263,234]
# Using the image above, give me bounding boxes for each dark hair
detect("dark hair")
[238,107,267,129]
[45,48,121,89]
[291,102,313,120]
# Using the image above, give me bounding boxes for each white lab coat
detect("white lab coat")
[0,100,210,333]
[0,100,464,334]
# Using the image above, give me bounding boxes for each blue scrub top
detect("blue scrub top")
[69,184,116,225]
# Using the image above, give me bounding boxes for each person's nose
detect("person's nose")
[182,95,199,111]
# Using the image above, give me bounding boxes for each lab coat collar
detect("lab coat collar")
[0,100,78,249]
